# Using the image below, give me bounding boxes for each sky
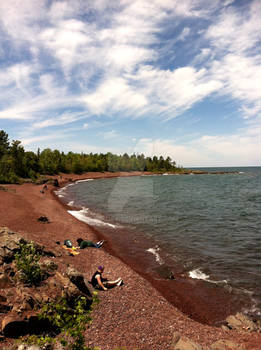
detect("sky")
[0,0,261,167]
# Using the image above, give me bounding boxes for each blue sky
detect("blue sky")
[0,0,261,167]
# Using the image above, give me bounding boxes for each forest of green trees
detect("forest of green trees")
[0,129,180,183]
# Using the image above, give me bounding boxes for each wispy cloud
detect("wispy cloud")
[0,0,260,165]
[99,130,119,140]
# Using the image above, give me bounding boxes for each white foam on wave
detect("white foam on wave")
[189,268,228,285]
[55,187,67,195]
[67,201,74,206]
[76,178,94,183]
[147,246,164,265]
[189,268,209,280]
[68,208,117,229]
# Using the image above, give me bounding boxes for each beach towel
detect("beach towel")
[62,245,79,255]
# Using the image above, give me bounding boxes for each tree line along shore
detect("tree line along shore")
[0,129,182,184]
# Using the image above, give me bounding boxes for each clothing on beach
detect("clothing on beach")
[80,240,97,249]
[79,240,104,249]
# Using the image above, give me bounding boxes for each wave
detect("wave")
[189,268,209,281]
[54,189,65,198]
[55,182,77,198]
[68,207,117,229]
[147,246,164,265]
[189,268,228,285]
[67,201,74,206]
[75,179,94,184]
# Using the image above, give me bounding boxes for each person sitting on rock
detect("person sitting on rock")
[91,265,123,291]
[76,238,105,249]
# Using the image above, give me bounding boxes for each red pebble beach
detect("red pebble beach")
[0,172,261,350]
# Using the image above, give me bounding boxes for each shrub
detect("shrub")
[25,294,99,350]
[15,240,43,285]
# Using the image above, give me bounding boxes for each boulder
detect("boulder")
[45,271,82,301]
[0,228,21,263]
[154,264,175,280]
[12,289,36,313]
[210,339,246,350]
[226,313,261,332]
[2,313,29,337]
[2,312,53,339]
[66,266,92,299]
[171,332,203,350]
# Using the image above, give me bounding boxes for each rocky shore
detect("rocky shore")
[0,172,261,350]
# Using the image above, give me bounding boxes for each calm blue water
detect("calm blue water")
[60,167,261,316]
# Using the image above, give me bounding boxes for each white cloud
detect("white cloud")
[31,111,86,129]
[82,77,148,115]
[210,54,261,117]
[205,1,261,54]
[0,63,34,92]
[100,130,118,140]
[40,19,93,70]
[133,65,222,119]
[1,0,249,125]
[135,125,261,167]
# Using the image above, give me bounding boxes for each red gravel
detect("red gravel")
[0,172,261,350]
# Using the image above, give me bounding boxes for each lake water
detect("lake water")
[58,167,261,321]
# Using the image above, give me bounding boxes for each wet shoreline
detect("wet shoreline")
[56,173,247,326]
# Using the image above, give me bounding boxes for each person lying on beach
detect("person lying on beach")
[76,238,105,249]
[91,265,123,291]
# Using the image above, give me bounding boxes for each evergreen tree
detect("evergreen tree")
[0,129,180,184]
[0,130,10,159]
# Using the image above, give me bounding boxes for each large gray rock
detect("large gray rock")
[0,228,21,264]
[66,266,92,299]
[154,264,175,279]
